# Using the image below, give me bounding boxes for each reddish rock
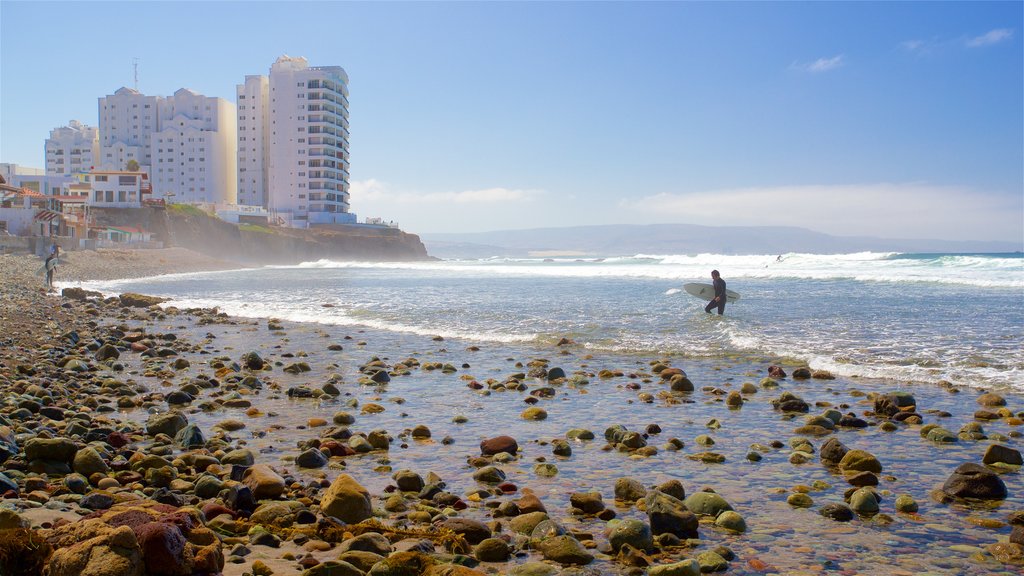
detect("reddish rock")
[320,440,356,457]
[480,435,518,456]
[107,432,131,448]
[201,503,235,520]
[768,366,786,379]
[516,491,547,513]
[135,521,188,575]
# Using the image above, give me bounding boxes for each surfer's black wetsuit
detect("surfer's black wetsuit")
[705,277,726,315]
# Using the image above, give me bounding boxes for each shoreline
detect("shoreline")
[1,249,1023,575]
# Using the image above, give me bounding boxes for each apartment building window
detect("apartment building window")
[298,139,305,143]
[94,191,102,202]
[105,191,114,202]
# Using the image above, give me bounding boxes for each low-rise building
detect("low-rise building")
[83,170,151,208]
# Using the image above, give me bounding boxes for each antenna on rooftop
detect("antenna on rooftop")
[132,58,139,90]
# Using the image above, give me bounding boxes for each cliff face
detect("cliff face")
[91,206,431,264]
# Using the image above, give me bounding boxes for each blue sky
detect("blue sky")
[1,1,1021,241]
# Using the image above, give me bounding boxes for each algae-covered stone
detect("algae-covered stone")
[606,518,653,552]
[683,491,733,517]
[838,449,882,474]
[521,407,547,421]
[715,510,747,532]
[146,412,188,437]
[302,560,364,576]
[787,493,813,508]
[25,437,78,463]
[73,446,109,477]
[849,488,880,515]
[648,559,701,576]
[321,474,372,523]
[894,494,919,513]
[614,477,647,502]
[536,535,593,565]
[646,490,698,538]
[474,538,511,562]
[696,551,729,573]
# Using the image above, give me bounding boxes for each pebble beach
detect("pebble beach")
[1,248,1022,576]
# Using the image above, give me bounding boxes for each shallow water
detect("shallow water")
[106,309,1024,575]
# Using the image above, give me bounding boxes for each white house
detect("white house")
[83,170,151,208]
[45,120,100,176]
[239,55,354,227]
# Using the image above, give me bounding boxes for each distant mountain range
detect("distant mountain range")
[421,224,1023,259]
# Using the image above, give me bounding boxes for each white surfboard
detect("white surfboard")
[683,282,740,303]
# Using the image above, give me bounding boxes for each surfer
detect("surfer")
[44,253,56,289]
[704,270,726,315]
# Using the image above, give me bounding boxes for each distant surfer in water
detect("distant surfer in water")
[704,270,726,315]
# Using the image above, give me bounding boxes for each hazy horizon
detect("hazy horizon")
[1,2,1021,242]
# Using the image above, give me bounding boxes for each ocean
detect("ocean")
[77,251,1024,391]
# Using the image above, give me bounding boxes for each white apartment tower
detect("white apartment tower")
[238,55,352,226]
[98,87,237,205]
[45,120,100,176]
[236,75,270,208]
[98,88,162,172]
[151,89,238,204]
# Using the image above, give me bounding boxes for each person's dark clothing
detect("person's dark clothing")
[705,277,726,315]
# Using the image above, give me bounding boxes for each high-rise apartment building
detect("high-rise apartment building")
[98,87,236,204]
[238,55,353,226]
[236,75,270,208]
[98,87,161,173]
[45,120,100,177]
[151,89,237,204]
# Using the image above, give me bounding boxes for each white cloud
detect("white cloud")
[793,55,844,73]
[966,28,1014,47]
[350,179,541,205]
[617,183,1023,242]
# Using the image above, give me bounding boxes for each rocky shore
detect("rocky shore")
[1,250,1023,576]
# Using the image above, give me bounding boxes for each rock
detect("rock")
[846,471,879,487]
[874,392,916,417]
[767,365,786,379]
[787,493,813,508]
[648,559,701,576]
[73,446,110,477]
[146,412,188,437]
[508,562,558,576]
[941,462,1008,500]
[296,448,328,468]
[983,444,1023,466]
[222,449,255,466]
[536,535,593,565]
[174,423,205,449]
[480,435,518,456]
[606,518,653,552]
[977,392,1006,407]
[135,521,188,575]
[472,466,506,484]
[250,501,307,528]
[393,470,425,492]
[849,488,880,515]
[62,286,102,300]
[683,491,733,517]
[336,551,385,573]
[646,490,698,538]
[894,494,919,513]
[437,517,491,545]
[95,344,120,361]
[81,491,116,510]
[474,538,511,562]
[792,367,812,379]
[366,551,436,575]
[119,292,167,307]
[338,532,392,555]
[714,510,746,532]
[320,474,372,523]
[24,437,78,463]
[241,464,287,500]
[241,352,266,370]
[614,477,647,502]
[819,503,854,522]
[696,551,729,573]
[521,407,547,420]
[838,449,882,474]
[0,426,17,463]
[569,491,605,514]
[657,480,686,501]
[0,509,29,529]
[302,560,364,576]
[819,438,848,466]
[47,524,144,576]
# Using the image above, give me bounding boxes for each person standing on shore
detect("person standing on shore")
[704,269,727,315]
[44,253,56,290]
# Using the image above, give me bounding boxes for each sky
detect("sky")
[1,1,1022,242]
